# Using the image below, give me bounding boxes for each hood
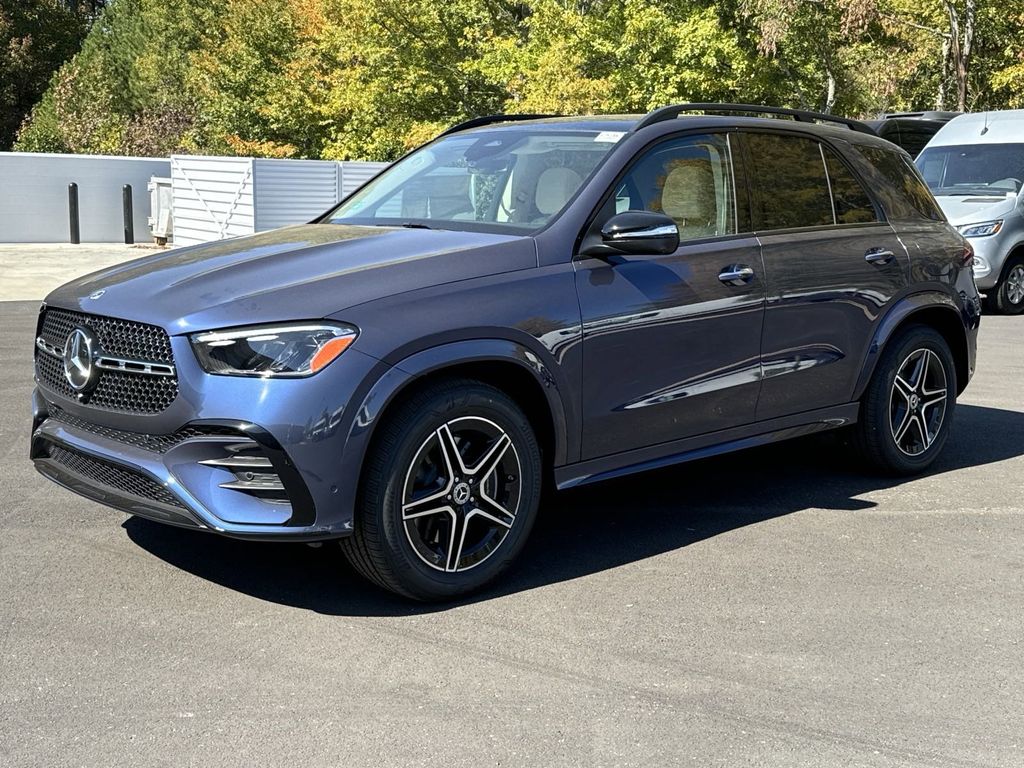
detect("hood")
[933,193,1019,227]
[45,224,535,333]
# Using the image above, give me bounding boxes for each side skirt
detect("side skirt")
[554,403,859,490]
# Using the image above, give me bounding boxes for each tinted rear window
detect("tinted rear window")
[746,133,834,230]
[855,145,944,221]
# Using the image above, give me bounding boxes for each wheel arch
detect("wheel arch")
[339,339,574,506]
[854,292,972,399]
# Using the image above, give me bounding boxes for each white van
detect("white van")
[917,110,1024,313]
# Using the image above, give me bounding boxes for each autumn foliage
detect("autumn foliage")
[12,0,1024,161]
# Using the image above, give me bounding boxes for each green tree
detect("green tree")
[0,0,90,149]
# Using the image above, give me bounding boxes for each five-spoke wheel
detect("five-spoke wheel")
[402,417,522,573]
[856,325,956,474]
[889,348,948,457]
[341,379,542,601]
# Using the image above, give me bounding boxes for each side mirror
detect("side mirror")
[583,211,680,257]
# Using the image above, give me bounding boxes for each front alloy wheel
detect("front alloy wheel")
[341,379,542,600]
[402,417,522,573]
[993,256,1024,315]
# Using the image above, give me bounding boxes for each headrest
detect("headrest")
[535,167,583,215]
[659,158,716,222]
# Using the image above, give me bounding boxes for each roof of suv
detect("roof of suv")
[454,112,898,151]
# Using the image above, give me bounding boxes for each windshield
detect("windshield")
[917,143,1024,196]
[325,130,619,233]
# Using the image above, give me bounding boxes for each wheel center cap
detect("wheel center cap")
[909,393,920,410]
[452,482,471,505]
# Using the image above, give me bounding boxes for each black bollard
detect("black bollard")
[122,184,134,245]
[69,183,80,244]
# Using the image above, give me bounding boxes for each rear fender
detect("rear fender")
[852,291,970,400]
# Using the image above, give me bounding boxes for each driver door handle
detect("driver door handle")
[719,265,755,286]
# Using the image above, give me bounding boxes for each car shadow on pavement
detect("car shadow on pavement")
[123,403,1024,616]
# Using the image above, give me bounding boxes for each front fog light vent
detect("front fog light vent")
[200,442,288,501]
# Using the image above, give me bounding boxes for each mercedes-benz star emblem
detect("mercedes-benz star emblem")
[63,326,99,393]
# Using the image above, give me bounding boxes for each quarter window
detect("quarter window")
[613,134,737,241]
[856,146,944,221]
[745,133,834,230]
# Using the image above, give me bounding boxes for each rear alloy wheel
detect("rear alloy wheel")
[888,348,948,457]
[855,325,956,474]
[341,379,542,600]
[993,257,1024,315]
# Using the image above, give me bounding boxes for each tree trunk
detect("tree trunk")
[945,0,976,112]
[936,35,950,111]
[958,0,976,111]
[823,71,837,113]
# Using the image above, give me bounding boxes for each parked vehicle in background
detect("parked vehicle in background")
[866,112,960,158]
[31,104,980,600]
[917,110,1024,314]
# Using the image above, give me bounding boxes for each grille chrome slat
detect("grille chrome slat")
[95,357,176,377]
[35,308,178,414]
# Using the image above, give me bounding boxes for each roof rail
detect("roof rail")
[634,103,876,136]
[439,114,561,137]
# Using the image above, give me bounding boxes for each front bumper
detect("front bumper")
[31,390,347,541]
[968,234,1001,290]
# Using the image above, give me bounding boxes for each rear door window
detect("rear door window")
[823,149,879,224]
[744,133,834,230]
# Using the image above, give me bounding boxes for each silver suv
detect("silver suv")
[917,110,1024,314]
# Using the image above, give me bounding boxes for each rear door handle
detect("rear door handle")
[865,248,895,265]
[719,265,755,286]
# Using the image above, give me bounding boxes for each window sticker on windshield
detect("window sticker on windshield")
[594,131,626,143]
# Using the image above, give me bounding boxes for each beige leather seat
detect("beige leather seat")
[534,167,583,220]
[655,158,718,239]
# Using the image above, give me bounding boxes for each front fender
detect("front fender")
[852,291,974,401]
[332,338,574,529]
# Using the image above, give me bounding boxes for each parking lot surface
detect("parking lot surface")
[1,300,1022,768]
[0,244,162,302]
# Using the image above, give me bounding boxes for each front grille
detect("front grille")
[39,308,173,362]
[48,405,238,453]
[35,308,178,414]
[46,443,185,508]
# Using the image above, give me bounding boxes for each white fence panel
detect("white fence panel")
[0,152,170,243]
[253,158,339,231]
[171,156,390,245]
[338,161,388,198]
[170,155,254,247]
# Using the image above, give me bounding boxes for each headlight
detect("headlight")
[958,220,1002,237]
[190,322,358,377]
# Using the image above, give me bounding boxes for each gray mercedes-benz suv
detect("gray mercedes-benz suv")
[31,104,981,600]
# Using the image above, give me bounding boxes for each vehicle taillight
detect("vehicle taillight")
[961,242,975,267]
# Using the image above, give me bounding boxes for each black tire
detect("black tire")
[854,325,956,475]
[340,378,543,601]
[992,255,1024,315]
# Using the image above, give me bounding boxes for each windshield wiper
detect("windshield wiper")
[399,222,433,229]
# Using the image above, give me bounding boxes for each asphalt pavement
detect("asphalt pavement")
[1,299,1022,768]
